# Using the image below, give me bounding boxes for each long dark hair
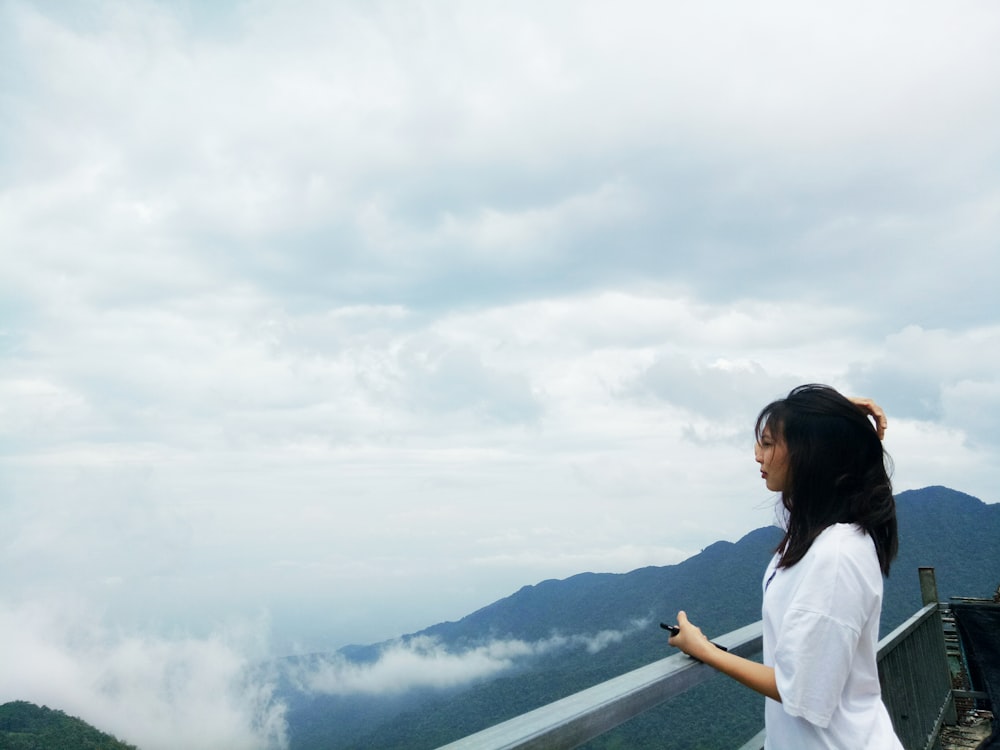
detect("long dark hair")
[756,384,897,576]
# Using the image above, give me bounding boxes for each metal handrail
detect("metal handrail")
[435,622,763,750]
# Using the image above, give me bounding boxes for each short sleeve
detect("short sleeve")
[773,607,861,727]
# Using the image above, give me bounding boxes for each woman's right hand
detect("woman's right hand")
[668,611,714,662]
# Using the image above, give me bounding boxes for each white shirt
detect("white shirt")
[762,523,904,749]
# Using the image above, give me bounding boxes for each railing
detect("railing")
[435,622,764,750]
[875,567,957,750]
[877,602,955,750]
[436,568,957,750]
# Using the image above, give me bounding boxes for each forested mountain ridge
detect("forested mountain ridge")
[282,485,1000,750]
[0,701,137,750]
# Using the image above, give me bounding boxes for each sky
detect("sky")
[2,0,999,747]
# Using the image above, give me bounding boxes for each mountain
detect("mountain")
[886,485,1000,626]
[279,486,1000,750]
[0,701,137,750]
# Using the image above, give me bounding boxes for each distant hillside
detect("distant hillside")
[280,485,1000,750]
[887,485,1000,625]
[0,701,137,750]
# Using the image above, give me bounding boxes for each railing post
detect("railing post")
[928,574,960,733]
[921,567,958,735]
[919,567,939,607]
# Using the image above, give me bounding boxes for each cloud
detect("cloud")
[0,598,287,750]
[941,379,1000,449]
[848,325,1000,444]
[389,333,542,424]
[2,0,1000,666]
[631,355,790,423]
[4,0,999,316]
[288,621,650,696]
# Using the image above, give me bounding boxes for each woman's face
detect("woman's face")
[755,424,789,493]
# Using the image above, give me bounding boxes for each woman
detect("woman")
[669,384,903,749]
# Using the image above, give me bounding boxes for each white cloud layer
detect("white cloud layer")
[0,599,287,750]
[289,622,649,695]
[2,0,999,722]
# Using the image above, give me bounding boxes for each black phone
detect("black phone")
[660,621,728,651]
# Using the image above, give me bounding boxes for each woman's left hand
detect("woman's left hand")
[849,397,887,439]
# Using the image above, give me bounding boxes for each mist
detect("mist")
[0,598,287,750]
[285,619,650,696]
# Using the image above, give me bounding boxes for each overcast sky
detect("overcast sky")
[2,1,1000,747]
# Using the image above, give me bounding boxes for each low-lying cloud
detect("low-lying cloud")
[0,593,649,749]
[289,620,650,696]
[0,598,288,750]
